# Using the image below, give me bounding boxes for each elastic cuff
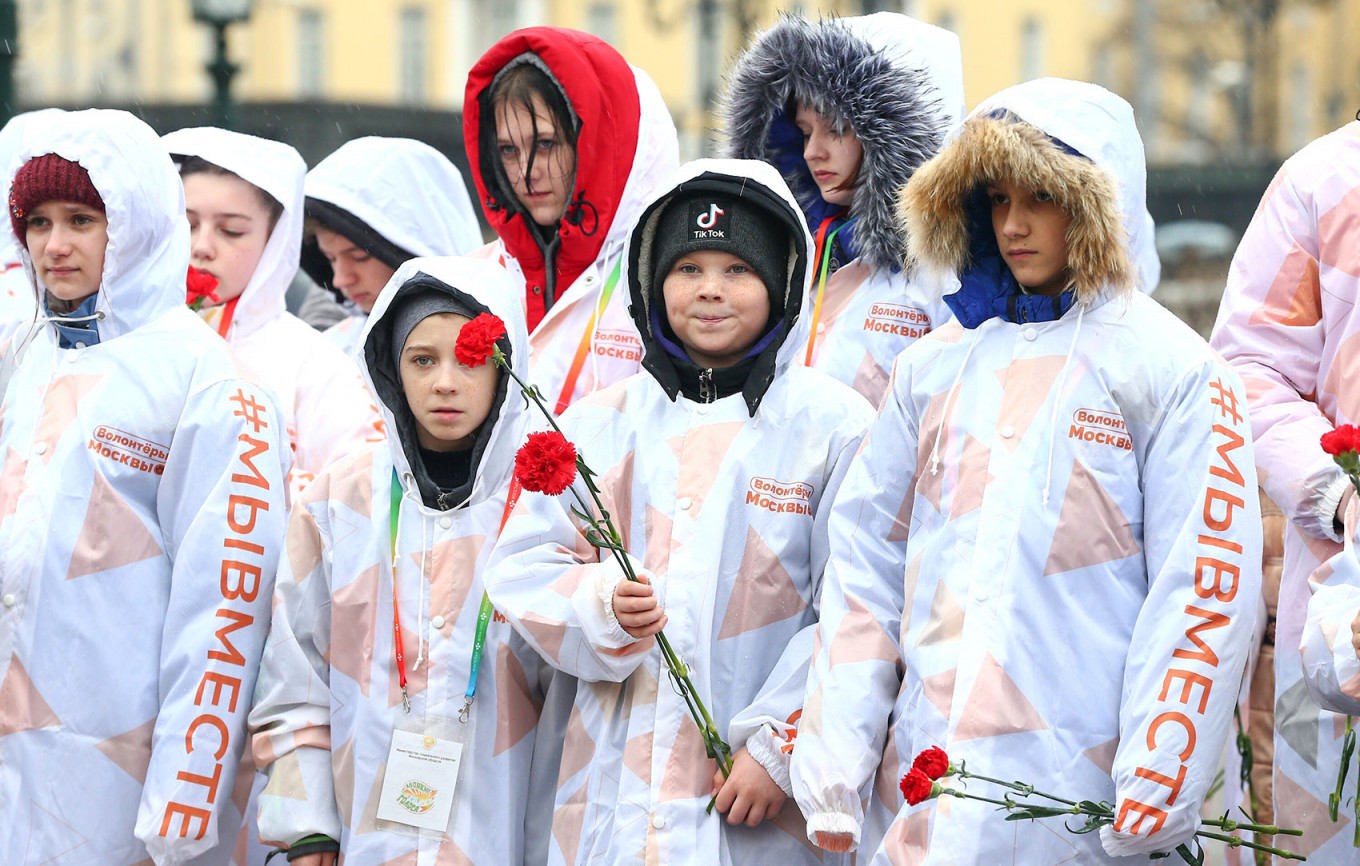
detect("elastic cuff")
[746,726,793,795]
[595,565,634,647]
[1317,473,1351,542]
[805,811,861,848]
[286,834,340,861]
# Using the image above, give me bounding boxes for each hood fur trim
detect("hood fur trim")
[898,114,1135,305]
[721,15,946,271]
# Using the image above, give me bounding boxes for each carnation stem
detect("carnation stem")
[497,352,735,798]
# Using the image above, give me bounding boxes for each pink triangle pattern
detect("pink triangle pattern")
[435,839,475,866]
[950,434,993,520]
[1247,244,1322,327]
[0,656,60,737]
[622,730,654,787]
[327,564,381,696]
[659,715,714,802]
[642,504,676,577]
[557,709,597,791]
[1272,770,1349,855]
[874,728,902,815]
[94,717,156,784]
[879,808,930,866]
[828,592,899,668]
[953,653,1049,741]
[913,385,960,515]
[332,736,356,828]
[494,643,542,756]
[1042,460,1141,576]
[674,421,746,518]
[920,667,957,719]
[32,373,104,465]
[915,580,964,647]
[66,472,164,579]
[716,526,808,639]
[994,356,1069,454]
[386,621,430,709]
[1082,737,1120,776]
[597,449,635,550]
[520,615,567,665]
[552,781,589,866]
[414,534,485,637]
[331,447,374,519]
[1322,330,1360,425]
[1317,184,1360,278]
[852,350,890,406]
[0,447,26,523]
[285,507,325,585]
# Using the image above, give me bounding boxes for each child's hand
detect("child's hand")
[814,832,854,853]
[290,854,337,866]
[612,574,667,639]
[710,747,786,827]
[1352,608,1360,660]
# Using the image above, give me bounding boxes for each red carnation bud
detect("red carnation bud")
[185,266,220,309]
[456,312,508,368]
[514,431,579,495]
[911,746,951,781]
[898,768,937,806]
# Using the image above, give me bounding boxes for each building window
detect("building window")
[585,2,618,46]
[399,6,427,105]
[1020,16,1044,82]
[297,8,324,99]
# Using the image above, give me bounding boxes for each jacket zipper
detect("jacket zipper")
[699,368,715,403]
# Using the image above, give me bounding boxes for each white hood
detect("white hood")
[359,254,531,509]
[12,109,190,341]
[305,136,483,258]
[161,126,306,339]
[970,78,1160,294]
[843,12,965,127]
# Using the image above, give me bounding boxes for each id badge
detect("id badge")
[375,727,464,832]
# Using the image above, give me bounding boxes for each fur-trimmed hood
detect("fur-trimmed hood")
[899,78,1159,326]
[721,12,963,272]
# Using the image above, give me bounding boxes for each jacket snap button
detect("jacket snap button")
[33,442,46,455]
[676,497,692,511]
[651,814,665,830]
[2,593,14,607]
[999,425,1015,439]
[1023,328,1037,341]
[431,615,445,629]
[438,516,453,529]
[532,285,543,295]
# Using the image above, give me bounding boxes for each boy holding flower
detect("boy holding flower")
[248,256,547,865]
[484,158,873,865]
[792,80,1262,863]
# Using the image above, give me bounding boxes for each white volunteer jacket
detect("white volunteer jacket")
[1303,501,1360,716]
[307,136,483,360]
[250,256,547,864]
[485,159,874,865]
[162,128,383,502]
[792,81,1260,864]
[0,109,288,865]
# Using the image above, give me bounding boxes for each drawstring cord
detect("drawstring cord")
[1041,303,1087,505]
[928,336,980,476]
[0,310,107,398]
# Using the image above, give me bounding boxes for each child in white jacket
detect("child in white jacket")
[485,158,873,865]
[249,256,547,865]
[792,79,1262,864]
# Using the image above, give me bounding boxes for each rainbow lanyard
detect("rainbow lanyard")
[553,256,624,415]
[802,215,849,367]
[389,471,519,719]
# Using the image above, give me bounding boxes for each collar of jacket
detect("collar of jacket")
[47,293,102,348]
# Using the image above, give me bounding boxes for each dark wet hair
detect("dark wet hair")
[482,61,579,219]
[178,155,285,232]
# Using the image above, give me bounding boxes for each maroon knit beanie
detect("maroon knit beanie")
[8,153,105,244]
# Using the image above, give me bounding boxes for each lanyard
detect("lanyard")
[213,297,241,340]
[389,470,522,718]
[552,256,624,415]
[802,216,848,367]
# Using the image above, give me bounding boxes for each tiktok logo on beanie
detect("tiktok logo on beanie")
[690,201,730,239]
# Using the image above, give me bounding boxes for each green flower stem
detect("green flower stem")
[1200,816,1302,836]
[1194,829,1305,860]
[497,353,735,792]
[956,766,1079,808]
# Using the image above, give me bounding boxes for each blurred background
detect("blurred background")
[3,0,1353,332]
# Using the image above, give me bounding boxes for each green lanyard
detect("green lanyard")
[389,470,505,721]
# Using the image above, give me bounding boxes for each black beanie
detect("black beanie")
[651,194,791,314]
[389,287,482,372]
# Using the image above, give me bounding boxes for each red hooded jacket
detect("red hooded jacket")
[464,28,642,332]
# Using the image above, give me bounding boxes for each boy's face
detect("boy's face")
[400,313,499,453]
[662,250,771,370]
[987,179,1072,296]
[25,200,108,304]
[184,172,273,304]
[315,227,397,314]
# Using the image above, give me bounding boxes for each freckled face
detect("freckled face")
[400,313,500,452]
[662,250,771,369]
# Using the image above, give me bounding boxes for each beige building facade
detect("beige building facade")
[13,0,1357,164]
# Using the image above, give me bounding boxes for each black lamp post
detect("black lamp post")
[190,0,254,130]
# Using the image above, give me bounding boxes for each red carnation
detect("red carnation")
[186,266,219,310]
[912,746,951,781]
[515,431,578,495]
[899,768,937,806]
[456,313,507,367]
[1322,425,1360,457]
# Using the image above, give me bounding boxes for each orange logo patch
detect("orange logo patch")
[862,303,930,338]
[593,329,641,362]
[1068,408,1132,451]
[745,477,814,515]
[87,426,168,475]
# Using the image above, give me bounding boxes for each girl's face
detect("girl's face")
[400,313,500,452]
[25,201,108,304]
[315,227,396,314]
[662,250,771,370]
[183,171,274,304]
[987,179,1073,296]
[794,103,863,208]
[494,93,576,227]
